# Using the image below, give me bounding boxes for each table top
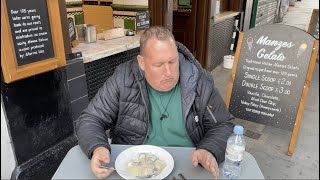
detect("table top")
[52,145,264,179]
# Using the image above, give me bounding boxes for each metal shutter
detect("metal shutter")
[206,17,235,71]
[251,0,279,27]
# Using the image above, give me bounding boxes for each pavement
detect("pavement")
[211,0,319,179]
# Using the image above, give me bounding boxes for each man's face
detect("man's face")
[137,38,179,92]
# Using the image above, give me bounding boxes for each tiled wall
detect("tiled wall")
[66,52,90,122]
[0,48,138,179]
[1,66,77,179]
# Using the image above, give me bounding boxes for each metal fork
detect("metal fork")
[100,166,156,178]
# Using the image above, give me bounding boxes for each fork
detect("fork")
[100,166,156,178]
[100,166,125,173]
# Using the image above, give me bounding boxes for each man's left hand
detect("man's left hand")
[191,149,219,180]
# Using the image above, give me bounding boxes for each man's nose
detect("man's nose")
[163,64,172,76]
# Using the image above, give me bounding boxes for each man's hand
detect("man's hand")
[191,149,219,180]
[90,146,113,179]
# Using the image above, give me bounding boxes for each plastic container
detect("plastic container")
[223,125,246,180]
[75,24,97,43]
[75,24,85,42]
[216,0,220,15]
[211,0,220,16]
[223,55,234,69]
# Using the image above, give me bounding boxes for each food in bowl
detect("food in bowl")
[126,153,166,178]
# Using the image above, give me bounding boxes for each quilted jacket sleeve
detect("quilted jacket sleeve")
[75,66,122,159]
[196,70,235,163]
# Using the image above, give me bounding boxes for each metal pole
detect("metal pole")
[230,19,239,55]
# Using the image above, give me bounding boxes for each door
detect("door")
[172,0,196,53]
[148,0,211,68]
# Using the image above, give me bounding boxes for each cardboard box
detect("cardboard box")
[83,5,114,34]
[97,27,125,40]
[113,0,148,6]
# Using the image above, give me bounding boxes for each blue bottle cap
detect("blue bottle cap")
[233,125,244,134]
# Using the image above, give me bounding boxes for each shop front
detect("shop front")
[1,0,285,179]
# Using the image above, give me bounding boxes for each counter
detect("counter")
[71,35,141,100]
[72,35,141,63]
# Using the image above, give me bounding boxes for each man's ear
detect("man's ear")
[137,55,145,71]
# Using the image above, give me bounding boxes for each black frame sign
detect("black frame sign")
[1,0,66,83]
[308,9,319,39]
[136,11,150,30]
[226,24,318,155]
[6,0,54,66]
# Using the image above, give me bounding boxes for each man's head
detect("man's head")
[137,26,179,92]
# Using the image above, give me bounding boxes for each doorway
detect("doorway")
[172,0,196,54]
[148,0,211,68]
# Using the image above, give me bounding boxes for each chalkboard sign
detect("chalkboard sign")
[226,24,319,155]
[308,9,319,39]
[6,0,54,66]
[1,0,66,83]
[136,11,150,30]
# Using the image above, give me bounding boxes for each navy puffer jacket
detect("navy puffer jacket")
[76,42,235,163]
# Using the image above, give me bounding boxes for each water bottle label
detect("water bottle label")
[226,145,245,161]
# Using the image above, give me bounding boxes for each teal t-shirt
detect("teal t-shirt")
[144,82,194,147]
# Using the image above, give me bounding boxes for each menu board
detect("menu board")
[136,11,150,30]
[6,0,54,66]
[308,9,319,39]
[228,25,316,131]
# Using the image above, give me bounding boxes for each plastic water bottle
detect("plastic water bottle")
[223,125,246,180]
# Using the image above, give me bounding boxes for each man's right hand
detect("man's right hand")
[90,146,114,179]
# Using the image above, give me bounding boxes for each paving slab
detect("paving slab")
[210,0,319,178]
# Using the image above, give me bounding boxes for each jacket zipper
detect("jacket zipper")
[193,103,204,138]
[206,106,218,123]
[184,96,196,146]
[138,81,150,144]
